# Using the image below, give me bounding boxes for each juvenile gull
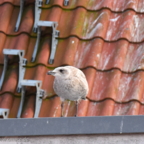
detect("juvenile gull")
[47,66,89,117]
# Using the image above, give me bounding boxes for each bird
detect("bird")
[47,66,89,117]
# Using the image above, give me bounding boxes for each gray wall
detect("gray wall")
[0,134,144,144]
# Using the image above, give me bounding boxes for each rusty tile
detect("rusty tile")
[123,43,144,71]
[41,6,62,22]
[21,95,35,118]
[0,93,14,111]
[87,99,115,116]
[1,0,144,119]
[98,40,129,70]
[97,40,144,71]
[85,68,144,104]
[39,97,61,117]
[138,104,144,115]
[1,4,144,42]
[90,69,121,101]
[62,100,76,117]
[1,34,36,64]
[25,66,55,97]
[5,66,144,114]
[0,0,35,5]
[0,33,7,63]
[0,0,19,5]
[82,68,97,99]
[0,4,14,33]
[40,7,144,42]
[2,35,144,72]
[5,65,144,113]
[113,101,141,116]
[40,0,144,13]
[112,0,139,12]
[117,72,144,103]
[40,7,91,38]
[86,100,143,116]
[6,5,34,35]
[137,0,144,12]
[9,97,20,118]
[34,37,51,66]
[77,99,89,117]
[74,38,104,68]
[1,65,18,93]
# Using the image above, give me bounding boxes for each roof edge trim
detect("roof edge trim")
[0,115,143,136]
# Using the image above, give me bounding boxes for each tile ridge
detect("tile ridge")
[0,91,20,98]
[1,31,144,44]
[41,5,144,14]
[0,1,34,7]
[1,62,144,74]
[86,97,144,105]
[1,31,143,44]
[1,2,143,14]
[43,95,144,105]
[25,64,144,74]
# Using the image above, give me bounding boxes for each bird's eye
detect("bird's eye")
[59,69,64,73]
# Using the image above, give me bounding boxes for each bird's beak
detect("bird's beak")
[47,71,55,75]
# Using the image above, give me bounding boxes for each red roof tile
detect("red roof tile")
[4,0,144,12]
[0,1,144,118]
[2,4,144,42]
[1,36,144,71]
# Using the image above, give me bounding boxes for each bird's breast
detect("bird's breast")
[53,78,87,101]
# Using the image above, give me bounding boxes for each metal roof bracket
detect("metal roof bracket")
[33,0,43,33]
[0,108,9,119]
[14,0,68,32]
[31,21,59,64]
[64,0,69,6]
[0,49,27,93]
[15,0,25,32]
[17,80,45,118]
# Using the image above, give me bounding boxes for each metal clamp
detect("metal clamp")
[0,108,9,119]
[45,0,69,6]
[33,0,43,32]
[0,49,27,93]
[15,0,25,32]
[15,0,43,32]
[17,80,45,118]
[31,21,59,64]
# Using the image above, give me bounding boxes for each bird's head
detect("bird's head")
[47,67,70,78]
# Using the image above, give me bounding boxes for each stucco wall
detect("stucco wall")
[0,134,144,144]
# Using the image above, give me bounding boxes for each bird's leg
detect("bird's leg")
[60,98,64,117]
[65,100,71,117]
[75,100,79,117]
[61,101,63,117]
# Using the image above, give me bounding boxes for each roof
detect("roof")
[0,0,144,118]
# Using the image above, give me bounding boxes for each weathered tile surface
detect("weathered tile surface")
[0,0,144,118]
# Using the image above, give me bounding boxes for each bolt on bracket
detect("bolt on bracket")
[17,80,45,118]
[33,0,43,32]
[15,0,25,32]
[0,108,9,119]
[64,0,69,6]
[45,0,50,4]
[0,49,27,93]
[31,21,59,64]
[45,0,69,6]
